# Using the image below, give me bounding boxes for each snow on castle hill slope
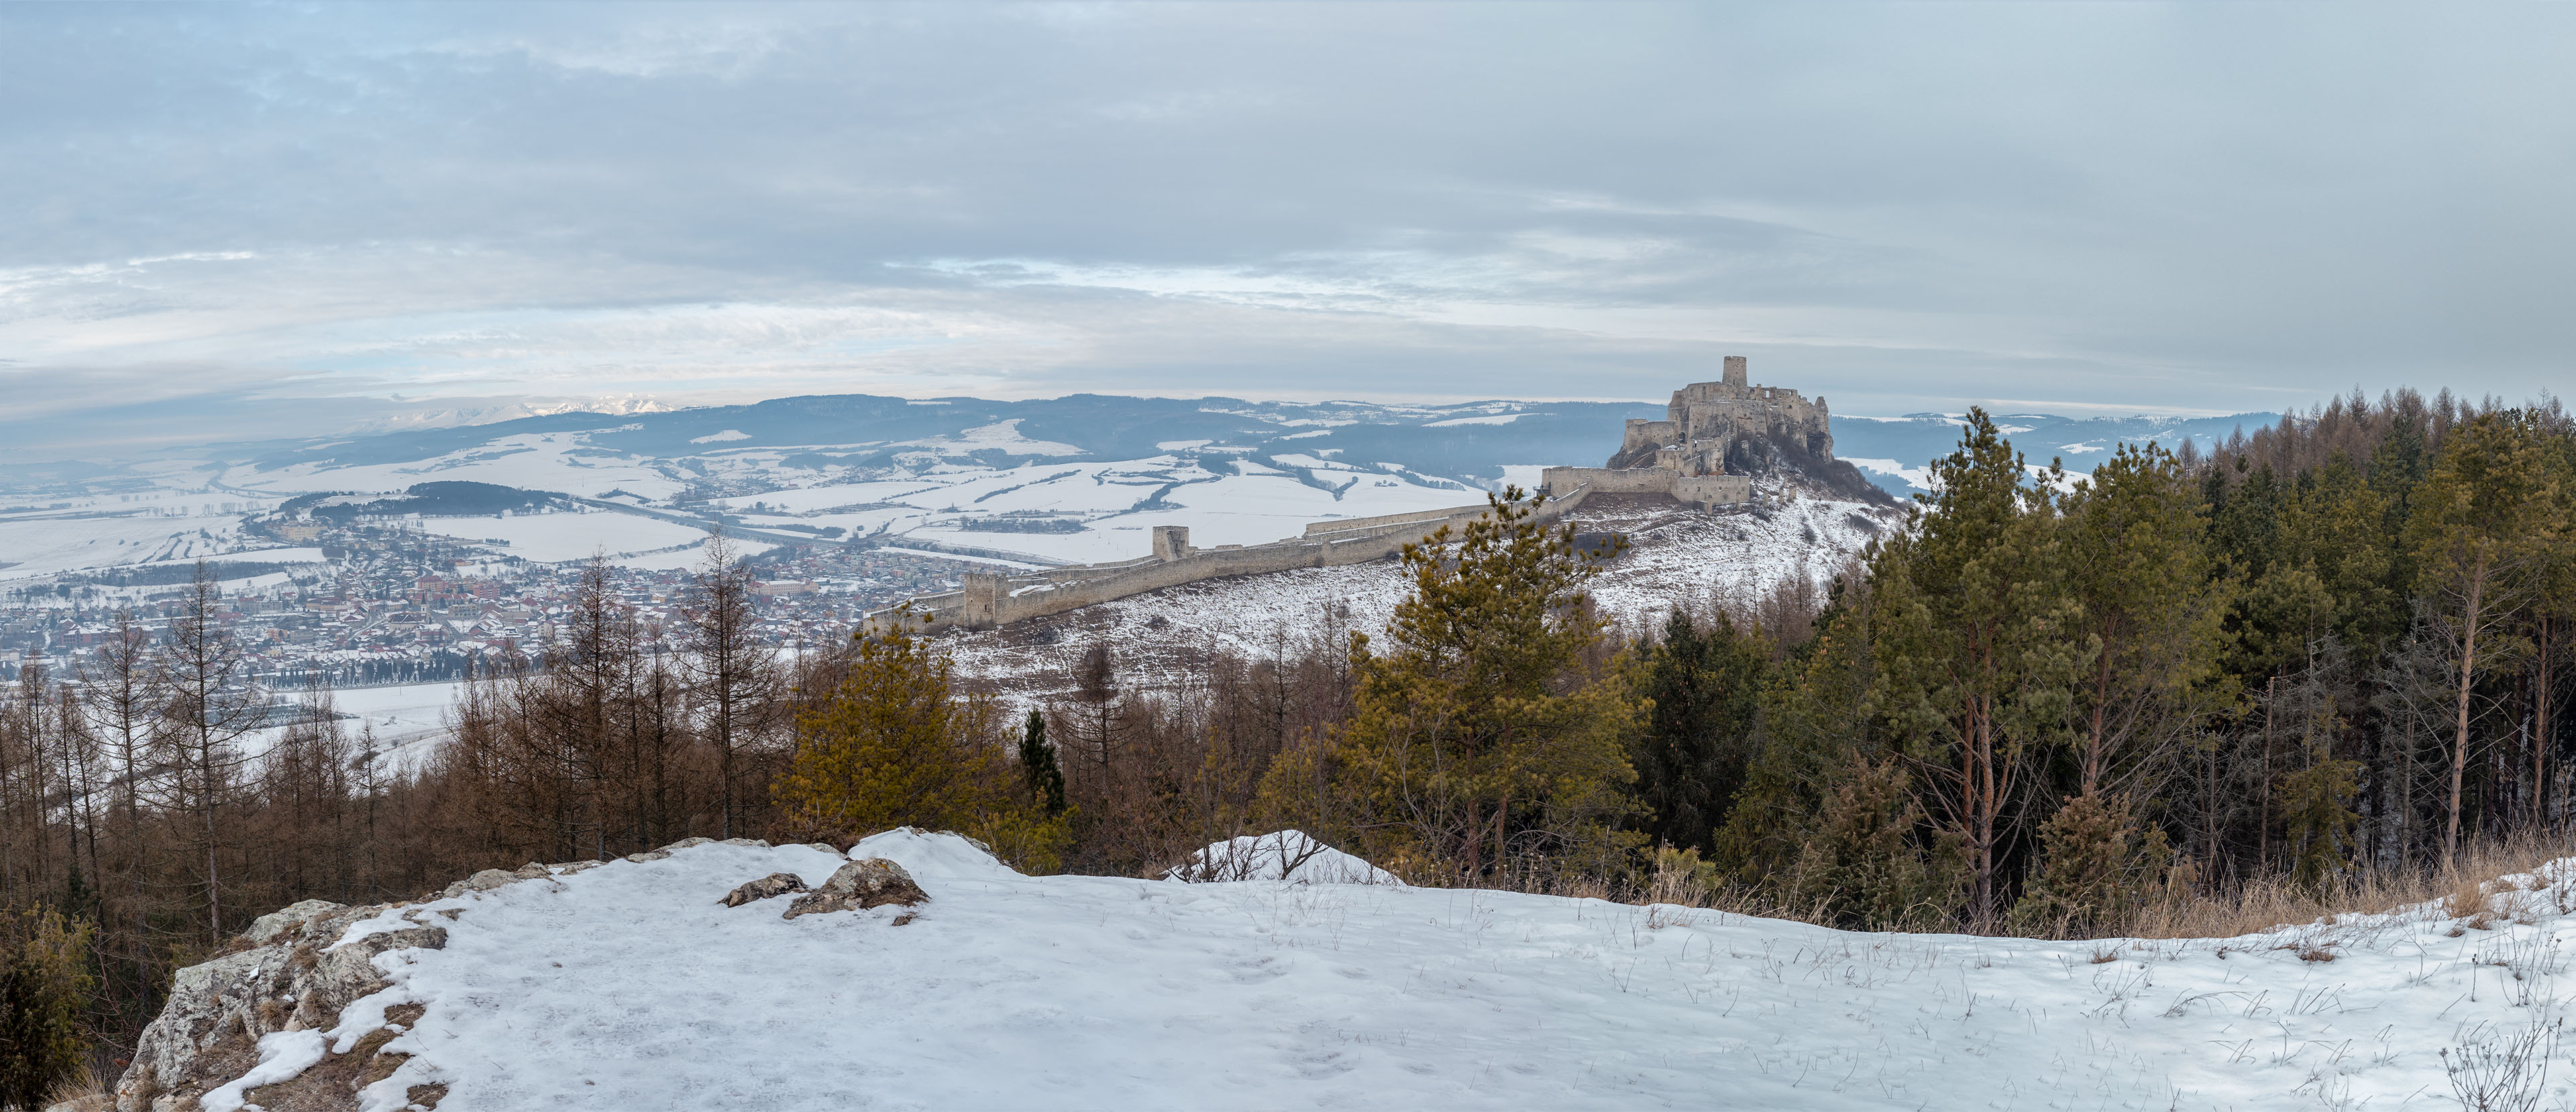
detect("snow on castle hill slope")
[129,829,2576,1111]
[940,489,1900,703]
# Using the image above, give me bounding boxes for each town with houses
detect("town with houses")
[0,502,1006,698]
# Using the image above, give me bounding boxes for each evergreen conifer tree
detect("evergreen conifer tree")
[0,909,90,1111]
[1634,608,1768,854]
[1258,489,1642,884]
[1870,409,2089,923]
[776,623,1068,870]
[1019,709,1067,816]
[2006,793,2170,937]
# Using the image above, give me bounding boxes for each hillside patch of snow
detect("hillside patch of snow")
[1843,456,1933,491]
[1167,831,1403,885]
[898,419,1088,457]
[943,493,1896,702]
[1424,413,1527,427]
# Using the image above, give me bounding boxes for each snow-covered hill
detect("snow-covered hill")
[115,829,2576,1111]
[941,488,1895,701]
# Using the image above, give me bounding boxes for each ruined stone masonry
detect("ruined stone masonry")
[1540,356,1833,509]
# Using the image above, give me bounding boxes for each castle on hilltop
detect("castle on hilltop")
[1540,356,1835,509]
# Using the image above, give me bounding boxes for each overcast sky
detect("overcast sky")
[4,2,2572,453]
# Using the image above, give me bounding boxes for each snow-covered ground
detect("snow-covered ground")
[941,491,1895,701]
[248,829,2576,1110]
[324,681,466,757]
[718,456,1484,566]
[225,431,690,503]
[407,510,709,563]
[0,512,250,581]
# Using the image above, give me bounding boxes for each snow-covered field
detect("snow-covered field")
[942,491,1895,701]
[225,432,689,503]
[408,511,709,563]
[252,829,2576,1110]
[326,681,466,757]
[0,513,250,581]
[718,457,1485,565]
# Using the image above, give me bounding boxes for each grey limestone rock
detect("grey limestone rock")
[439,865,533,899]
[718,872,810,907]
[244,899,343,946]
[782,858,928,920]
[116,904,447,1112]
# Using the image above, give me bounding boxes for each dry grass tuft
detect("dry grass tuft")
[1569,828,2576,948]
[2449,877,2493,920]
[46,1065,105,1111]
[2100,827,2576,942]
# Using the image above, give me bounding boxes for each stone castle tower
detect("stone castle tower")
[1539,356,1834,509]
[1607,355,1833,474]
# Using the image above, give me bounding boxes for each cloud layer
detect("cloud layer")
[4,3,2571,454]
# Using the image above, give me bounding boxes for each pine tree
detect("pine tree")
[1784,758,1962,931]
[1712,589,1879,887]
[1260,489,1642,885]
[0,909,89,1111]
[1633,608,1768,854]
[777,624,1000,838]
[1019,709,1066,815]
[1870,409,2088,923]
[2007,792,2171,938]
[776,624,1067,870]
[2060,443,2231,797]
[2405,410,2562,858]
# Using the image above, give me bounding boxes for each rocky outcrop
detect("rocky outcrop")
[112,899,448,1112]
[719,872,810,907]
[782,859,927,919]
[104,837,784,1112]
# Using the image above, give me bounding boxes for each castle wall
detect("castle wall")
[1620,419,1678,456]
[1538,466,1751,509]
[1541,466,1684,495]
[1672,474,1753,507]
[1301,503,1485,538]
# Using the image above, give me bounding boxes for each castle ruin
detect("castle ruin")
[1540,356,1833,509]
[865,356,1847,635]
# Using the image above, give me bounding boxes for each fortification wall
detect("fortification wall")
[1672,474,1752,506]
[1542,466,1680,495]
[1538,466,1750,510]
[1619,419,1679,456]
[867,485,1595,634]
[1301,504,1483,538]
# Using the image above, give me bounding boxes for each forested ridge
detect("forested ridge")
[0,387,2569,1103]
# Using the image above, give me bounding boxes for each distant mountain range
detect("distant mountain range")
[5,393,2286,502]
[239,395,2281,497]
[0,391,2290,578]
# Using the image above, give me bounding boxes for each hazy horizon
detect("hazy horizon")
[7,3,2571,455]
